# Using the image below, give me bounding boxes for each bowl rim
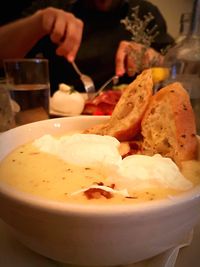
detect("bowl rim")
[0,116,200,217]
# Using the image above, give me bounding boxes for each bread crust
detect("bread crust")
[85,69,153,141]
[83,123,109,135]
[141,82,198,164]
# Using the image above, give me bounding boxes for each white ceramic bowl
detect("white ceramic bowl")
[0,116,200,266]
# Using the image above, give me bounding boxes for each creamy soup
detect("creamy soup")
[0,134,200,205]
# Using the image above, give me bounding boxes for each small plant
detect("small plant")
[121,6,159,47]
[120,6,162,73]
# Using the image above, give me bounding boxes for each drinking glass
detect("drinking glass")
[3,59,50,126]
[0,78,15,132]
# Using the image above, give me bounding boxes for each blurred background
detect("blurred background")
[150,0,193,38]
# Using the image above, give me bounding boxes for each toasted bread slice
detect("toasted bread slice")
[83,122,109,135]
[85,68,153,141]
[141,82,198,164]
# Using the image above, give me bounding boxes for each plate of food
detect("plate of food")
[50,83,127,117]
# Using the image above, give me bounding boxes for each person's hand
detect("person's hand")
[115,41,164,77]
[38,7,84,62]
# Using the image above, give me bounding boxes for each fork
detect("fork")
[91,75,119,99]
[71,61,95,96]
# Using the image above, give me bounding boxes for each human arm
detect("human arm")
[115,41,164,77]
[114,0,173,77]
[0,7,83,63]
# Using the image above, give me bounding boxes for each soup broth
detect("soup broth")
[0,137,200,205]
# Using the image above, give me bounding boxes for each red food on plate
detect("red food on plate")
[82,89,122,115]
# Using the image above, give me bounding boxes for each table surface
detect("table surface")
[0,218,200,267]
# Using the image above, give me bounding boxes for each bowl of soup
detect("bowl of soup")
[0,116,200,266]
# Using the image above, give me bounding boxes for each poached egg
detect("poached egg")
[33,134,193,194]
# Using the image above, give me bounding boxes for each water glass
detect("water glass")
[3,59,50,126]
[0,79,15,132]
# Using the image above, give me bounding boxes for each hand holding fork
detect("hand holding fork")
[71,61,119,99]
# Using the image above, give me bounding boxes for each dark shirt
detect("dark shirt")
[8,0,174,94]
[0,1,32,25]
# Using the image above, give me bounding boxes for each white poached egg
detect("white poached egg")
[33,134,193,194]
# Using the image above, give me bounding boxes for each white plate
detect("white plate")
[49,107,77,117]
[49,108,91,117]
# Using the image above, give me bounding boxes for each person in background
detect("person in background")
[0,1,32,25]
[0,0,174,94]
[0,7,83,66]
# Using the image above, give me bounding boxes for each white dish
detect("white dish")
[49,106,78,117]
[0,116,200,266]
[49,108,92,117]
[0,217,200,267]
